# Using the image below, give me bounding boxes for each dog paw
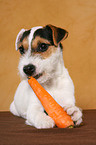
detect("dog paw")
[36,115,55,129]
[25,120,33,126]
[64,105,83,126]
[10,101,20,117]
[26,113,55,129]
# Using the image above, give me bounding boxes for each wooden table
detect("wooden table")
[0,110,96,145]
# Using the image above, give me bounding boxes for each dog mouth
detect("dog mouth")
[33,73,43,79]
[27,73,43,80]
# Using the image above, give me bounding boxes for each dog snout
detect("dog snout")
[23,64,36,76]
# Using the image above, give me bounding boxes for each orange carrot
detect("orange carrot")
[28,76,74,128]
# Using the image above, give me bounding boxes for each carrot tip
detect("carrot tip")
[68,125,74,128]
[28,77,31,80]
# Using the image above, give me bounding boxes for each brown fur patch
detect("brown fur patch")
[32,36,50,50]
[47,24,68,46]
[48,24,58,46]
[32,36,57,59]
[18,37,29,51]
[40,45,57,59]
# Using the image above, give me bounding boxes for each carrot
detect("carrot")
[28,76,74,128]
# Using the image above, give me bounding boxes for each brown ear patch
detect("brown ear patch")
[47,24,68,46]
[16,29,30,53]
[22,37,29,50]
[18,37,29,51]
[47,25,58,46]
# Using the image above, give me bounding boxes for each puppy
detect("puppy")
[10,25,83,129]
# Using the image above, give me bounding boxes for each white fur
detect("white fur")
[10,27,83,129]
[28,26,43,50]
[15,29,26,51]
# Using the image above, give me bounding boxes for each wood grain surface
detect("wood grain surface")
[0,110,96,145]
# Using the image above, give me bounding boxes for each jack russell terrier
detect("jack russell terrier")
[10,24,83,129]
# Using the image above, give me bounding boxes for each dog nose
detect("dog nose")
[23,64,36,76]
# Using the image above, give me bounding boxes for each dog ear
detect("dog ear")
[46,24,68,46]
[15,29,26,50]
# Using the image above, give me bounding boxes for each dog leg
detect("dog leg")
[64,105,83,126]
[10,101,20,117]
[26,104,55,129]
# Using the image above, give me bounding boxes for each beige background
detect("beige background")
[0,0,96,111]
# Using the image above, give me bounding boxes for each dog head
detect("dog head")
[16,25,68,84]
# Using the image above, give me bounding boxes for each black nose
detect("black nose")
[23,64,36,76]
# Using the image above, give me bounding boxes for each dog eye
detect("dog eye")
[19,46,25,54]
[37,43,49,52]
